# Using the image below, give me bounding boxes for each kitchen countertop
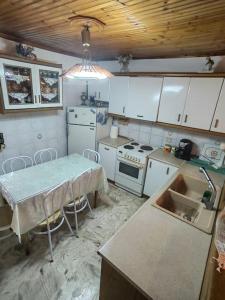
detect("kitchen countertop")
[149,149,225,188]
[148,148,186,168]
[98,150,225,300]
[99,136,131,148]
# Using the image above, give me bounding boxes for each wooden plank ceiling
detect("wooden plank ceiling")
[0,0,225,60]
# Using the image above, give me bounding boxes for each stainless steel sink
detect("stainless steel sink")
[152,174,221,234]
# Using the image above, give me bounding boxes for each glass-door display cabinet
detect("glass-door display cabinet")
[0,57,62,112]
[37,66,62,107]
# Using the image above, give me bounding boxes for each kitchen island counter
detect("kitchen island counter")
[98,161,225,300]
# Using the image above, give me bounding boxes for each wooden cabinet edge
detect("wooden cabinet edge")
[0,106,63,114]
[200,185,225,300]
[99,257,151,300]
[109,113,225,137]
[0,53,62,68]
[113,72,225,78]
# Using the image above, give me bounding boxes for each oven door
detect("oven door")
[115,157,144,185]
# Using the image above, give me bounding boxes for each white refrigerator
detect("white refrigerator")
[67,106,112,155]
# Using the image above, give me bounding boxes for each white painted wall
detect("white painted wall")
[0,37,85,174]
[0,36,225,174]
[99,56,225,72]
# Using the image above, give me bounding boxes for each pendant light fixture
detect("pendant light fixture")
[62,25,113,80]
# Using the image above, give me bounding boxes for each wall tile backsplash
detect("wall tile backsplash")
[114,119,225,154]
[0,111,67,175]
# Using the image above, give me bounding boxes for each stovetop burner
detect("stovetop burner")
[131,142,139,146]
[124,145,134,150]
[138,150,144,153]
[140,145,153,151]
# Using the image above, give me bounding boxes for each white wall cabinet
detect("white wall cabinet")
[158,77,190,125]
[211,79,225,133]
[0,57,62,112]
[88,79,109,102]
[126,77,163,121]
[144,159,178,197]
[98,143,117,181]
[109,76,129,116]
[181,78,223,130]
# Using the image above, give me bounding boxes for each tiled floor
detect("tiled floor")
[0,184,146,300]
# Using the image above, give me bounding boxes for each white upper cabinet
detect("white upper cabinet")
[211,79,225,133]
[109,76,129,116]
[88,79,109,102]
[126,77,163,121]
[181,78,223,130]
[158,77,190,125]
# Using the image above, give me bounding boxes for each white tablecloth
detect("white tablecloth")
[0,154,108,239]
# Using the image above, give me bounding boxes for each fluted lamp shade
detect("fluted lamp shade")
[62,25,113,80]
[63,63,113,80]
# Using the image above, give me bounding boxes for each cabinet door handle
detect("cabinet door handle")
[34,95,37,103]
[137,115,143,118]
[149,161,152,168]
[99,92,101,99]
[90,128,94,131]
[184,114,188,123]
[38,95,41,103]
[177,114,181,122]
[122,106,125,114]
[104,147,110,151]
[214,119,219,128]
[166,167,170,175]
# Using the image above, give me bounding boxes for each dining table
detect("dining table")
[0,153,109,242]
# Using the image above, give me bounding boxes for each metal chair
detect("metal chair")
[2,156,33,174]
[32,180,74,262]
[65,169,93,235]
[34,148,58,165]
[1,156,33,240]
[83,149,100,163]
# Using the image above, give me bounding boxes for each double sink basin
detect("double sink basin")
[152,174,221,234]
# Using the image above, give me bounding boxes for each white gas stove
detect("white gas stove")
[115,141,156,196]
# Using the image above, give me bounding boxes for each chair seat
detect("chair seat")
[39,210,61,226]
[65,195,86,207]
[0,224,11,231]
[65,195,89,213]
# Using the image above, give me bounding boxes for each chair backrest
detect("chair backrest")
[2,156,33,174]
[41,180,70,219]
[34,148,58,165]
[83,149,100,163]
[70,169,93,201]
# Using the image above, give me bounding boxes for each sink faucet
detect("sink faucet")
[199,167,217,210]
